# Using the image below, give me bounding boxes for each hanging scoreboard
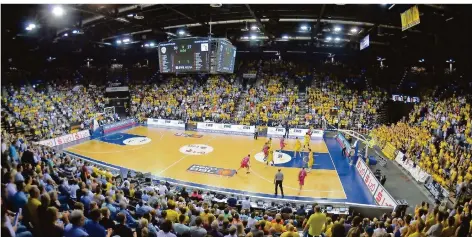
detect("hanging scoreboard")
[215,40,237,73]
[158,38,210,73]
[158,37,236,74]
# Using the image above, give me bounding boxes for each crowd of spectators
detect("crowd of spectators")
[2,60,389,139]
[1,83,109,140]
[3,61,472,237]
[131,75,242,124]
[234,76,299,126]
[371,96,472,201]
[3,129,472,237]
[306,80,386,130]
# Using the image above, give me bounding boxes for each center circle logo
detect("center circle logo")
[254,152,291,164]
[180,144,214,155]
[161,47,166,54]
[123,137,152,146]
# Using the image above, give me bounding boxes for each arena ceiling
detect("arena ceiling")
[2,4,472,68]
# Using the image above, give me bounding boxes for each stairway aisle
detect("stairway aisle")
[231,90,248,119]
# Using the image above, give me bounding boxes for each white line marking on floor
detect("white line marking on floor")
[323,140,348,198]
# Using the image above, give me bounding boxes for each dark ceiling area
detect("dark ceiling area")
[2,4,472,71]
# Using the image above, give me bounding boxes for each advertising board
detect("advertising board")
[103,119,136,134]
[37,130,91,147]
[196,122,255,135]
[356,158,397,207]
[147,118,185,129]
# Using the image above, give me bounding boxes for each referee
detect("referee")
[254,125,258,140]
[274,169,284,198]
[284,121,290,138]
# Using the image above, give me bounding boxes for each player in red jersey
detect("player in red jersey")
[279,137,286,150]
[298,167,307,195]
[263,143,269,161]
[278,137,286,158]
[236,154,251,174]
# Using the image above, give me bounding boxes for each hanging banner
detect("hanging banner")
[401,5,421,31]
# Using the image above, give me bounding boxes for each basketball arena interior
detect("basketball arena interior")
[1,3,472,237]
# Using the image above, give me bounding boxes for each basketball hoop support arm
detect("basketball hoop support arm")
[336,129,369,159]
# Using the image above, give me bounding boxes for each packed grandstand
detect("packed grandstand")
[1,57,472,237]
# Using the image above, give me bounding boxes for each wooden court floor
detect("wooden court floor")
[66,126,347,199]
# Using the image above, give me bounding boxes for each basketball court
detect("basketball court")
[65,125,374,204]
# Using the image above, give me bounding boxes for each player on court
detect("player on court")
[279,137,286,151]
[278,137,286,158]
[298,167,307,195]
[303,132,311,149]
[294,138,301,159]
[266,147,275,167]
[307,127,313,136]
[236,154,251,174]
[307,148,314,172]
[263,142,270,161]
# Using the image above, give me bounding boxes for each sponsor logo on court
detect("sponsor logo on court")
[254,151,291,164]
[187,164,235,177]
[123,137,152,146]
[179,144,214,155]
[174,133,203,138]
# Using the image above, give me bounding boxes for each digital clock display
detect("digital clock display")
[158,38,209,73]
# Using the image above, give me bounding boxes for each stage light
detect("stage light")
[251,25,258,31]
[123,38,130,43]
[149,43,155,47]
[300,25,308,31]
[52,5,65,17]
[282,35,289,39]
[178,30,186,36]
[326,37,332,41]
[350,28,358,33]
[72,30,78,34]
[63,33,68,37]
[116,40,122,45]
[25,23,36,31]
[250,35,257,40]
[144,44,150,47]
[334,26,342,32]
[335,37,340,41]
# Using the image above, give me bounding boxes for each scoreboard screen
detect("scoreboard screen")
[392,94,420,103]
[216,41,237,73]
[158,38,209,73]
